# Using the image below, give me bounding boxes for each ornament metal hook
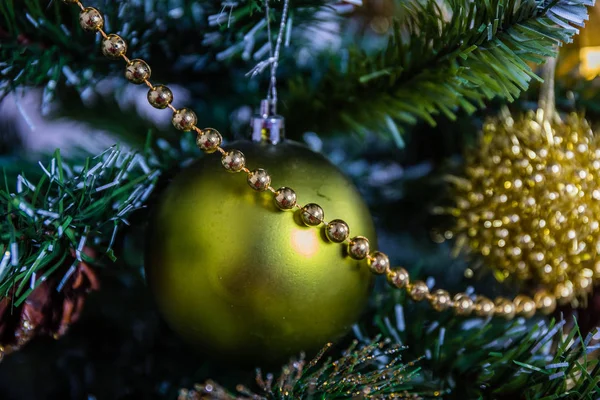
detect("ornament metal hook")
[250,99,285,144]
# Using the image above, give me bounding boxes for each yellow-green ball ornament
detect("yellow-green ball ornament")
[145,140,376,364]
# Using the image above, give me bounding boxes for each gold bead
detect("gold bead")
[147,85,173,109]
[102,34,127,59]
[196,128,222,153]
[474,296,495,317]
[534,290,557,315]
[172,108,197,131]
[347,236,370,260]
[594,261,600,279]
[247,169,271,191]
[325,219,350,243]
[221,150,246,172]
[514,295,536,318]
[368,252,390,275]
[386,267,410,288]
[453,293,474,316]
[580,268,594,278]
[408,281,429,302]
[274,187,297,210]
[430,289,451,311]
[554,281,574,305]
[575,276,593,295]
[494,297,516,320]
[574,268,594,295]
[125,59,151,84]
[300,203,324,226]
[79,7,103,32]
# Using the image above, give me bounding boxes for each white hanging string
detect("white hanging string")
[267,0,289,113]
[246,0,290,114]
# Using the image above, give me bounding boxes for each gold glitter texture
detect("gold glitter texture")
[447,111,599,301]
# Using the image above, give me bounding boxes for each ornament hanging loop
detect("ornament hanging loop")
[538,49,561,127]
[246,0,290,145]
[266,0,290,114]
[251,99,285,144]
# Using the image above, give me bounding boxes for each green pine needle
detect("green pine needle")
[371,297,600,399]
[181,338,427,399]
[0,143,163,301]
[180,310,599,399]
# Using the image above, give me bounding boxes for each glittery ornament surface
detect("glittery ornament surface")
[446,112,600,300]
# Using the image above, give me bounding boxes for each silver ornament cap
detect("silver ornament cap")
[250,99,285,144]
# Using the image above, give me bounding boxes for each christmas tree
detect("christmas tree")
[1,0,599,399]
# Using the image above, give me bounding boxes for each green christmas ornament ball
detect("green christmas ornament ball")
[145,140,376,364]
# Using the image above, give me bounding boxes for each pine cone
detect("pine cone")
[0,247,99,360]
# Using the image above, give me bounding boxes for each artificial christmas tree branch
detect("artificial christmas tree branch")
[181,310,599,399]
[0,142,169,302]
[286,0,595,139]
[0,0,598,397]
[0,0,334,103]
[180,338,425,399]
[378,303,600,399]
[3,1,594,141]
[1,0,593,301]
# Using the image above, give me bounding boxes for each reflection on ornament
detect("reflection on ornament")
[579,47,600,79]
[444,111,600,303]
[291,229,320,257]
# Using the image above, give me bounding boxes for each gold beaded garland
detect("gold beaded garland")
[430,289,452,311]
[247,169,272,191]
[386,267,410,288]
[274,187,297,210]
[494,297,516,320]
[196,128,222,153]
[221,150,246,173]
[534,290,557,315]
[347,236,370,260]
[325,220,350,243]
[79,7,103,32]
[453,293,474,316]
[300,204,324,226]
[368,252,390,275]
[63,0,563,321]
[408,281,429,301]
[101,34,127,58]
[125,59,151,84]
[514,295,536,318]
[474,296,495,317]
[147,85,174,109]
[172,108,197,131]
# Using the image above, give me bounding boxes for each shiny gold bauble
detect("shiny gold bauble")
[145,140,376,364]
[446,112,600,302]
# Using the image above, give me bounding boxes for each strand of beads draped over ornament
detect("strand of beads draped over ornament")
[61,0,583,364]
